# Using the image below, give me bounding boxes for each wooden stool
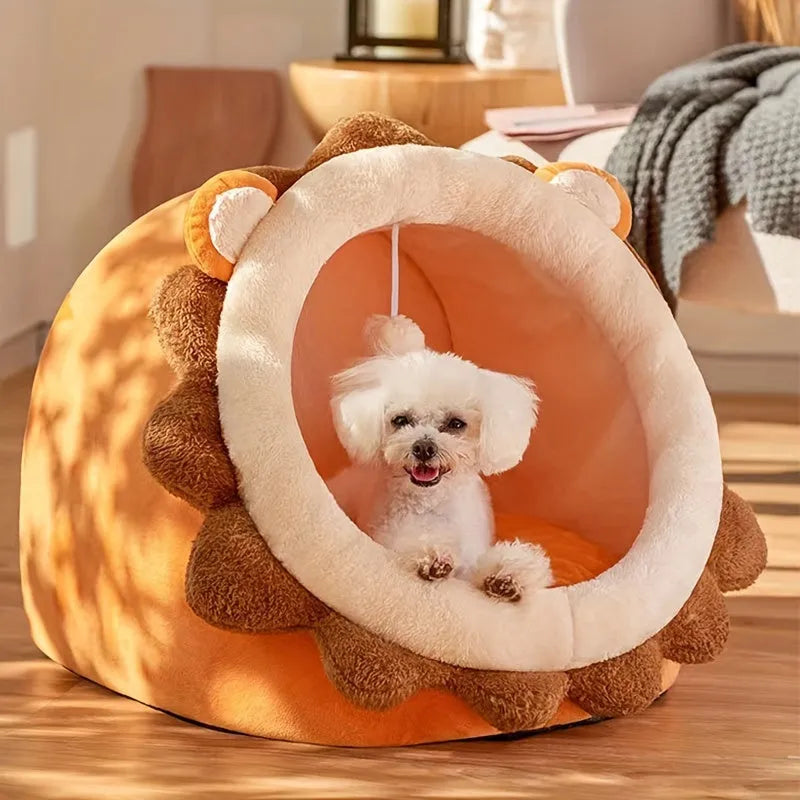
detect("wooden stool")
[289,59,564,148]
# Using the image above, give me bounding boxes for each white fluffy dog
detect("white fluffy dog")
[329,315,553,602]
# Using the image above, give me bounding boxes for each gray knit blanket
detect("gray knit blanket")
[606,43,800,307]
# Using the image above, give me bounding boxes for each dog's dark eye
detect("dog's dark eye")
[391,415,411,428]
[446,417,466,431]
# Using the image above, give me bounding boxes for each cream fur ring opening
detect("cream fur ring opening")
[216,144,722,672]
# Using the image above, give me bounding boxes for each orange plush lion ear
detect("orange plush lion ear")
[535,162,632,240]
[184,170,278,282]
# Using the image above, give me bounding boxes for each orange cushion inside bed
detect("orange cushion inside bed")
[494,513,617,585]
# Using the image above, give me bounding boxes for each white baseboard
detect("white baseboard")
[679,300,800,395]
[692,350,800,395]
[0,322,48,380]
[677,300,800,357]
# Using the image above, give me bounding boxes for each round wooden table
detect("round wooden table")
[289,59,564,148]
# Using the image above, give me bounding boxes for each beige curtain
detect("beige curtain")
[734,0,799,45]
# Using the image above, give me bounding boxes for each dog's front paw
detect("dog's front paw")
[417,553,454,582]
[474,541,553,602]
[483,573,523,602]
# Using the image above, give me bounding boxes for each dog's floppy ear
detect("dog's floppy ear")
[330,362,386,464]
[478,370,539,475]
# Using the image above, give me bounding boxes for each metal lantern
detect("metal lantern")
[337,0,468,63]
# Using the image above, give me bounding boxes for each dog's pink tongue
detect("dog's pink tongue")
[412,464,439,482]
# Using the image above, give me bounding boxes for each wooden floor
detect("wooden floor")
[1,368,798,799]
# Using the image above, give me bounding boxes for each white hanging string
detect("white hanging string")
[390,222,400,317]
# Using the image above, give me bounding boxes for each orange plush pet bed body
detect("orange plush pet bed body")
[19,114,766,746]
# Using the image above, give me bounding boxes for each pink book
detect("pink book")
[485,105,637,139]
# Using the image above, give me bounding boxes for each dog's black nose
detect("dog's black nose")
[412,438,438,462]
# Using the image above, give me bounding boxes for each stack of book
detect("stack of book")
[485,104,636,144]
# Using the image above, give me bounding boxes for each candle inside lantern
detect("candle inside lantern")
[372,0,439,58]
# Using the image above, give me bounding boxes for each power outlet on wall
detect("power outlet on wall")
[4,126,38,249]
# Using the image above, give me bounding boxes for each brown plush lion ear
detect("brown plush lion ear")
[184,170,278,282]
[535,162,632,240]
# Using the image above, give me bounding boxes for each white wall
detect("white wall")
[0,0,46,344]
[0,0,345,347]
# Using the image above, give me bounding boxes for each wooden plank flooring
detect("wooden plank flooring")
[1,369,798,799]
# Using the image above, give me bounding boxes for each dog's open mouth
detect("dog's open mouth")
[405,463,446,487]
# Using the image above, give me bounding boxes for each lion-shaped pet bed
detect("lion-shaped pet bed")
[19,113,766,746]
